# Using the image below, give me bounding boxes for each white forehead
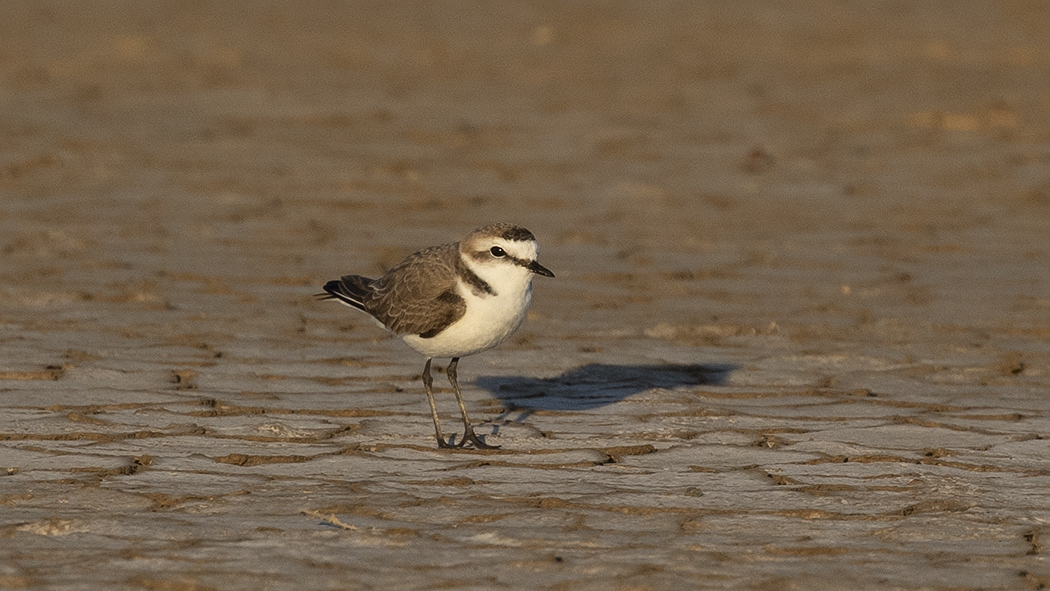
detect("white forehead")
[466,232,538,260]
[464,225,540,259]
[500,237,538,260]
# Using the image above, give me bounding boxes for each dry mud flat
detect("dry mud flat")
[1,1,1050,590]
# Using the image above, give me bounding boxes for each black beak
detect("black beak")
[527,260,555,278]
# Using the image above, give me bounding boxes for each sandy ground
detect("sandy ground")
[2,1,1049,589]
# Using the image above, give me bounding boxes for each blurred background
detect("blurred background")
[2,2,1047,348]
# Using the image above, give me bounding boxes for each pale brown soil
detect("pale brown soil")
[1,2,1049,590]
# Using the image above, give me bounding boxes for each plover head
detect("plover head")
[460,223,555,290]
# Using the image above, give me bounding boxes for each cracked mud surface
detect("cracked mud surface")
[1,2,1049,589]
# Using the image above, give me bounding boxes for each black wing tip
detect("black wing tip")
[318,278,368,311]
[317,280,343,300]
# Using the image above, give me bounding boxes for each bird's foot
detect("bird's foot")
[456,427,500,450]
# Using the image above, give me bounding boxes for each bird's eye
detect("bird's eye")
[490,246,506,258]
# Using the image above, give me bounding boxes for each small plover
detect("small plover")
[319,223,554,449]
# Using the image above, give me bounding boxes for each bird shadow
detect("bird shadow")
[475,363,736,422]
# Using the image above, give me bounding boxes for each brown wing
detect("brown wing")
[363,243,466,338]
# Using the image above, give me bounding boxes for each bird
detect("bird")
[318,223,554,449]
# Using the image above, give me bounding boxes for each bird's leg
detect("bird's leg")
[447,357,499,449]
[422,358,454,448]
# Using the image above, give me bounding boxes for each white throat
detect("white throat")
[462,249,535,298]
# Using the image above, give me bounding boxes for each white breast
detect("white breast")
[402,276,534,359]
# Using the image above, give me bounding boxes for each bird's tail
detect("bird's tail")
[317,275,374,312]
